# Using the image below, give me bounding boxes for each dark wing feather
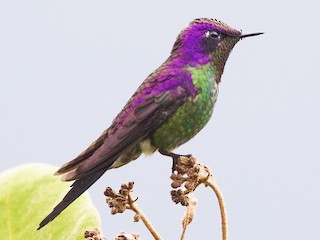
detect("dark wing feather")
[55,130,107,175]
[61,89,188,181]
[37,167,107,230]
[38,70,195,229]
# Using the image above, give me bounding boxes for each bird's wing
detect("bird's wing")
[57,70,196,181]
[38,69,196,229]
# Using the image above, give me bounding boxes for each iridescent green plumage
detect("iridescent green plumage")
[152,63,218,150]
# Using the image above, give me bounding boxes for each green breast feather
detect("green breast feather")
[152,63,219,151]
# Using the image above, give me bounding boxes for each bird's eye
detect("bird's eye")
[205,31,220,39]
[210,31,220,38]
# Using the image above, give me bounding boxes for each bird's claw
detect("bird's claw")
[159,150,191,173]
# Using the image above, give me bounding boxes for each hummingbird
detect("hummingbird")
[38,18,263,229]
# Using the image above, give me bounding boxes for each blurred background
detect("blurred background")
[0,1,319,239]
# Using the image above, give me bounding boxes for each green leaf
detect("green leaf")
[0,163,101,239]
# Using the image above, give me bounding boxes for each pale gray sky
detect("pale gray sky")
[1,0,319,239]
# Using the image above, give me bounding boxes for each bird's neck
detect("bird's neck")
[167,51,226,84]
[186,62,218,96]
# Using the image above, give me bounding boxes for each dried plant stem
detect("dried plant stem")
[171,156,228,240]
[179,194,196,240]
[205,175,228,240]
[180,223,187,240]
[127,194,162,240]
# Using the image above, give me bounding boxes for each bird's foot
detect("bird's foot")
[159,150,192,173]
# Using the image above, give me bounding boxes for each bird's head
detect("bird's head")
[171,18,263,81]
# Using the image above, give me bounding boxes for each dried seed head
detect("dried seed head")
[133,213,141,222]
[171,190,189,206]
[84,228,105,240]
[185,181,194,190]
[171,179,183,188]
[194,164,201,173]
[104,187,116,197]
[121,182,134,190]
[105,182,136,215]
[114,231,140,240]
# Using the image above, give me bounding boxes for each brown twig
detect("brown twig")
[128,195,160,239]
[205,174,228,240]
[170,155,228,240]
[104,182,162,240]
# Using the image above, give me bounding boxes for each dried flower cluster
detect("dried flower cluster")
[84,227,106,240]
[114,231,140,240]
[101,155,226,240]
[104,182,135,214]
[104,181,162,239]
[170,155,210,206]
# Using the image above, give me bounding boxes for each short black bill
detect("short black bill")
[240,32,264,38]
